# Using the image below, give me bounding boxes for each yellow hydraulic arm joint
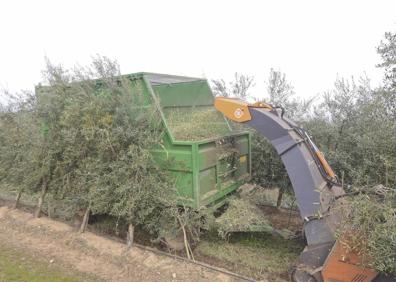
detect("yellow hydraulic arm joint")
[214,97,272,123]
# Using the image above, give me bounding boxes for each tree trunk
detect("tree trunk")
[276,188,284,209]
[127,223,134,248]
[34,177,48,218]
[79,207,90,233]
[12,190,22,209]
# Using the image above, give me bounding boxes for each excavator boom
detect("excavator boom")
[214,97,380,282]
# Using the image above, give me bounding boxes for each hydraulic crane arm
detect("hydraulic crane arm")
[214,97,380,282]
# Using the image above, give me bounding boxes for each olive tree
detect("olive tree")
[212,73,255,99]
[37,56,179,241]
[0,91,39,208]
[377,31,396,90]
[1,56,181,245]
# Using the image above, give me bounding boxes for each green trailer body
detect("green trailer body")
[36,72,252,209]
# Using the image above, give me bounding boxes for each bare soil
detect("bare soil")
[258,205,303,233]
[0,205,241,282]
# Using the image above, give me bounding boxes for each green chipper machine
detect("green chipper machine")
[123,72,251,209]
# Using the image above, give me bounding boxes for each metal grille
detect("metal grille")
[351,273,368,282]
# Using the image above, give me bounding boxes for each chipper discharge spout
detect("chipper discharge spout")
[214,97,380,282]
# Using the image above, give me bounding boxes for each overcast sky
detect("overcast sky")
[0,0,395,100]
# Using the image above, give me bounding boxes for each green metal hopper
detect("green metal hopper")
[142,73,251,208]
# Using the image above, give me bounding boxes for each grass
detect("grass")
[0,244,89,282]
[195,232,304,279]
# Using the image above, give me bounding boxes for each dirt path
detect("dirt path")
[0,206,241,282]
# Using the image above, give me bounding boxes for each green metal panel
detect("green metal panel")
[199,167,217,199]
[152,80,213,107]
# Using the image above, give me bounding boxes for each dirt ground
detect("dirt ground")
[0,206,243,282]
[258,205,302,233]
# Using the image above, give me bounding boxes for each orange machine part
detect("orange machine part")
[322,241,378,282]
[214,97,252,122]
[214,97,272,123]
[315,150,337,179]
